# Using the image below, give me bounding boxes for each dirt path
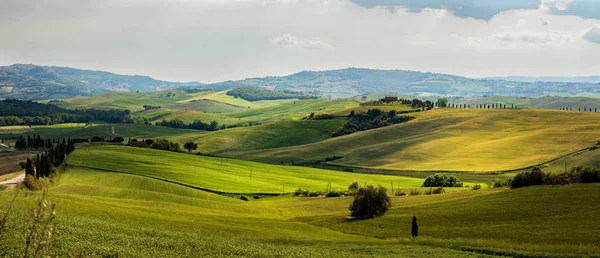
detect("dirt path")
[0,171,24,185]
[111,126,116,135]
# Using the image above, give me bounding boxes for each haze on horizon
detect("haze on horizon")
[1,0,599,83]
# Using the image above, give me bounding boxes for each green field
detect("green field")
[542,148,600,174]
[456,95,600,110]
[232,108,600,172]
[0,123,197,140]
[1,145,598,257]
[167,119,346,154]
[68,145,433,194]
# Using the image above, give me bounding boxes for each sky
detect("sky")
[0,0,599,83]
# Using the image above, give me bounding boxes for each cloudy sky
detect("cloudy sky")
[0,0,599,82]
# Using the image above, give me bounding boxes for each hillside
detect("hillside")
[5,64,600,101]
[0,64,201,100]
[1,145,598,256]
[201,68,600,99]
[231,108,600,172]
[455,95,600,109]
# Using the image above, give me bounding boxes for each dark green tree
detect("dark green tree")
[184,142,198,152]
[348,185,391,219]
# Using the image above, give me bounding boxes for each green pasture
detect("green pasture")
[167,119,345,154]
[0,145,598,256]
[67,145,431,194]
[0,123,196,140]
[233,108,600,172]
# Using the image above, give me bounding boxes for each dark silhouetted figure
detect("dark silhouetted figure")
[411,216,418,238]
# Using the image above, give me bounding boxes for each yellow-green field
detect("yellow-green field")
[167,119,346,153]
[68,145,434,194]
[232,108,600,172]
[1,145,598,257]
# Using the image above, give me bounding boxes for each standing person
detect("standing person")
[411,216,418,238]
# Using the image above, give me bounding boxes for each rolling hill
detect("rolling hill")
[230,108,600,172]
[1,145,598,257]
[0,64,201,100]
[4,64,600,101]
[201,68,600,99]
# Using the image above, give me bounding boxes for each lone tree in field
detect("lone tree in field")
[348,185,391,219]
[184,142,198,152]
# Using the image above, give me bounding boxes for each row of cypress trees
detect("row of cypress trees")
[24,138,75,179]
[14,134,71,150]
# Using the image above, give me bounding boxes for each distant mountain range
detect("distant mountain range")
[0,64,201,100]
[1,64,599,100]
[203,68,600,99]
[483,76,600,84]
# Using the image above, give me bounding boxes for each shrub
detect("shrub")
[343,168,354,172]
[22,175,42,191]
[424,188,433,195]
[111,137,124,143]
[348,181,361,191]
[349,185,391,219]
[511,167,544,189]
[472,184,482,190]
[324,156,343,162]
[19,161,27,169]
[325,191,343,198]
[309,192,320,197]
[144,139,154,145]
[252,195,262,200]
[422,174,463,187]
[432,186,445,194]
[488,179,511,188]
[239,195,249,201]
[90,136,103,143]
[151,139,180,152]
[394,191,406,196]
[409,189,421,196]
[294,188,309,197]
[574,166,600,183]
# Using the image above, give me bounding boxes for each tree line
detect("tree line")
[332,109,415,137]
[0,99,132,126]
[24,137,75,179]
[447,103,517,109]
[226,87,316,101]
[155,119,261,131]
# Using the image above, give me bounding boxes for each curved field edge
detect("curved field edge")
[230,108,600,172]
[1,165,598,256]
[66,145,442,195]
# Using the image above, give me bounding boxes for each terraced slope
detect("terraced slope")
[233,108,600,172]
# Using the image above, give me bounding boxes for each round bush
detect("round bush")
[348,185,391,219]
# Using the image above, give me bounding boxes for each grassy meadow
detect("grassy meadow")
[167,119,346,154]
[0,123,197,140]
[68,145,432,194]
[1,145,598,257]
[232,108,600,172]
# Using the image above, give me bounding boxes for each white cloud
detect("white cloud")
[582,26,600,44]
[270,34,333,50]
[492,31,570,44]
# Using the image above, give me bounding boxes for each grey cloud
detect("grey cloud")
[350,0,541,20]
[582,27,600,44]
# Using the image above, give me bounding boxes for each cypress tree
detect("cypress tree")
[25,158,32,176]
